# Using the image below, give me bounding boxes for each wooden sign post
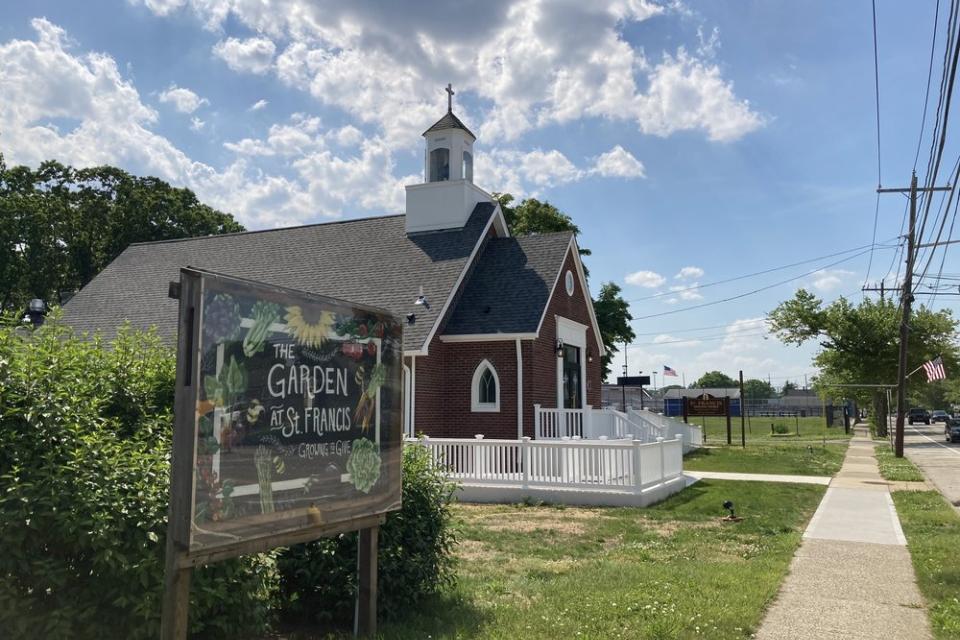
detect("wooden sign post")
[161,268,404,639]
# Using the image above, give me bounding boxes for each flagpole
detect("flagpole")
[905,364,925,380]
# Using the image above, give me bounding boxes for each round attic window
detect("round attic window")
[565,270,575,296]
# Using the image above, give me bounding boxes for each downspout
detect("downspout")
[516,339,523,439]
[410,355,417,436]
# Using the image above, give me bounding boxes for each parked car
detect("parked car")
[931,410,951,423]
[946,419,960,443]
[908,408,931,425]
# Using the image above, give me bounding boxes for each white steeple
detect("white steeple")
[405,84,491,234]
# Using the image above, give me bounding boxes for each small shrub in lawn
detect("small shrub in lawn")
[771,424,790,435]
[278,440,457,625]
[0,317,280,639]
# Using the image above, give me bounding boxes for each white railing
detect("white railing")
[628,408,703,452]
[534,404,592,439]
[410,434,684,494]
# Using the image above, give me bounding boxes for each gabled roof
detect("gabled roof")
[63,203,497,352]
[442,232,574,335]
[423,110,476,140]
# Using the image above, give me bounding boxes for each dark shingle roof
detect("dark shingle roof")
[442,232,573,336]
[63,203,496,351]
[423,110,476,140]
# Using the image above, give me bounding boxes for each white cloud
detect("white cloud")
[625,270,666,288]
[213,36,276,74]
[189,116,205,131]
[668,282,702,301]
[591,145,646,178]
[137,0,763,149]
[249,98,269,111]
[0,19,405,229]
[158,84,207,113]
[675,266,704,280]
[811,269,855,292]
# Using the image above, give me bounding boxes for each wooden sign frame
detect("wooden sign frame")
[161,267,403,638]
[682,393,733,445]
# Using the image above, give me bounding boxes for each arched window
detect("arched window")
[462,151,473,182]
[471,359,500,412]
[429,147,450,182]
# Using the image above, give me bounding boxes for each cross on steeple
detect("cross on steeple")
[445,83,454,112]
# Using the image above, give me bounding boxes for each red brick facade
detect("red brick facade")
[407,246,603,439]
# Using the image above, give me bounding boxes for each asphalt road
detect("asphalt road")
[902,421,960,510]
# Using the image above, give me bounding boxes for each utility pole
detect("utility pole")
[878,172,952,457]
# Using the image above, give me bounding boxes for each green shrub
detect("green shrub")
[0,317,280,639]
[278,440,458,625]
[771,423,790,435]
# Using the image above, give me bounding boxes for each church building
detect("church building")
[63,91,605,440]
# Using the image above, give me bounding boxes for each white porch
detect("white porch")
[409,433,689,508]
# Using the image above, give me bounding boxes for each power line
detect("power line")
[627,241,896,304]
[915,0,942,170]
[871,0,883,186]
[631,247,885,321]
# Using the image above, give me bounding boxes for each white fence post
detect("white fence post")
[521,436,530,489]
[632,437,643,494]
[657,436,665,483]
[474,434,484,478]
[534,404,542,439]
[583,404,593,438]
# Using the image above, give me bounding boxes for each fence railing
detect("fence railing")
[628,409,703,452]
[534,404,593,439]
[409,434,684,494]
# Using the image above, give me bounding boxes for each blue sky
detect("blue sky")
[1,1,954,386]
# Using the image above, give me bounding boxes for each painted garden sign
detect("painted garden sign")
[162,267,402,638]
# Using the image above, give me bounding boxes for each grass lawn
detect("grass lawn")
[361,480,826,639]
[695,415,851,444]
[875,443,926,482]
[683,443,847,476]
[892,491,960,639]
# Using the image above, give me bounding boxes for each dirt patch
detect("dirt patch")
[641,519,721,537]
[464,506,609,536]
[456,539,497,563]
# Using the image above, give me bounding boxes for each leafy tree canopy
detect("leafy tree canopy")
[768,289,959,432]
[743,378,775,399]
[0,157,244,311]
[593,282,636,378]
[781,380,799,395]
[692,371,738,389]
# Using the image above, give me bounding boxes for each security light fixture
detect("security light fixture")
[723,500,735,518]
[587,347,594,363]
[25,298,47,327]
[555,339,564,357]
[414,285,430,310]
[406,313,416,324]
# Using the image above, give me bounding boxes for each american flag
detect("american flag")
[923,356,947,382]
[664,365,678,377]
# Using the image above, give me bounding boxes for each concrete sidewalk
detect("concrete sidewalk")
[756,425,931,640]
[684,470,831,485]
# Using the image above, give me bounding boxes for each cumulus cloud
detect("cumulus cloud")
[0,20,408,228]
[158,84,207,113]
[811,269,855,292]
[136,0,763,149]
[213,36,276,74]
[249,98,269,111]
[625,270,666,288]
[591,145,646,178]
[675,266,704,280]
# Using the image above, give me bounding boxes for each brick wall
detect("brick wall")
[409,246,602,439]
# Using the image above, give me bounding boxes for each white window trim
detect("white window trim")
[471,359,501,413]
[555,316,588,409]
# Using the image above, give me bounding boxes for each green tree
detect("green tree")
[743,378,775,399]
[0,158,244,311]
[693,371,738,388]
[781,380,798,395]
[768,289,958,437]
[593,282,635,378]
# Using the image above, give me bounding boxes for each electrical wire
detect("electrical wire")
[631,248,887,321]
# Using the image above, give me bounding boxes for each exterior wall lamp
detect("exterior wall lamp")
[25,299,47,327]
[587,347,594,363]
[555,339,564,357]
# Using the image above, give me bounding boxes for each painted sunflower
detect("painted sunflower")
[285,305,336,348]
